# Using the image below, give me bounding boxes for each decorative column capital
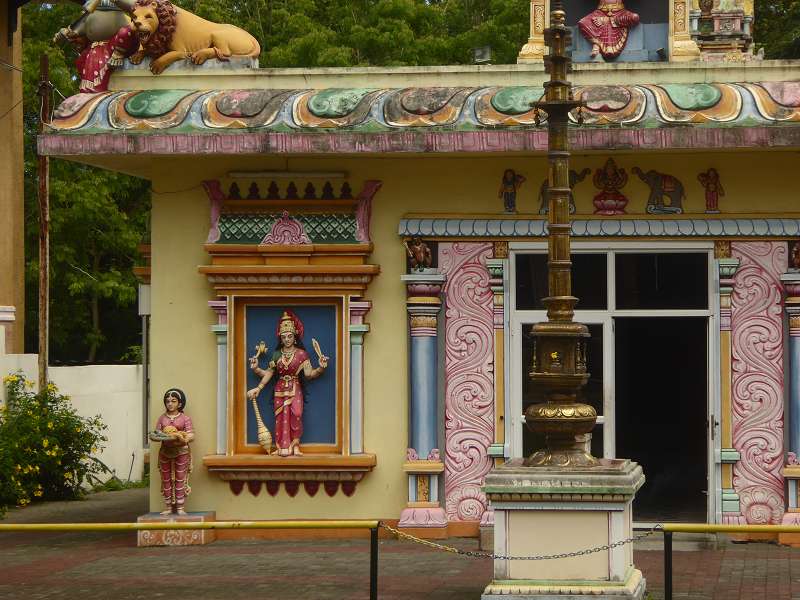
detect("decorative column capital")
[718,257,741,282]
[208,299,228,325]
[349,300,372,325]
[486,259,506,330]
[782,272,800,301]
[402,272,446,303]
[403,273,445,337]
[783,273,800,337]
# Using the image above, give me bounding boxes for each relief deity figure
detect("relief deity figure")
[247,311,329,457]
[54,0,139,93]
[149,388,194,515]
[592,158,629,215]
[578,0,640,60]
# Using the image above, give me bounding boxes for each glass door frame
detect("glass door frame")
[507,240,721,523]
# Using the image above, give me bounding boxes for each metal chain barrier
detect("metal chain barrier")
[379,522,663,561]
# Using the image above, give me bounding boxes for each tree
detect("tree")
[21,3,150,364]
[754,0,800,59]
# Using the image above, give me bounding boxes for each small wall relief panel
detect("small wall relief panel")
[731,241,788,524]
[439,242,495,523]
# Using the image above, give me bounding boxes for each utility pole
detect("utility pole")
[37,53,51,388]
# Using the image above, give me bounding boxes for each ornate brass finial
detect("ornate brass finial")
[524,0,598,468]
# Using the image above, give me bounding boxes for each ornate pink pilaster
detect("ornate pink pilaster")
[208,299,227,325]
[262,211,312,245]
[355,180,382,243]
[349,300,372,325]
[203,180,224,243]
[439,242,495,523]
[730,242,788,524]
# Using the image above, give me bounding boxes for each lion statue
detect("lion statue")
[111,0,260,74]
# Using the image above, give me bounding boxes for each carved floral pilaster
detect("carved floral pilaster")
[730,242,787,524]
[439,242,495,523]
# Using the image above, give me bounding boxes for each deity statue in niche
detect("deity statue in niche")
[578,0,640,60]
[404,237,433,272]
[697,168,725,213]
[149,388,194,515]
[592,158,629,215]
[247,311,329,457]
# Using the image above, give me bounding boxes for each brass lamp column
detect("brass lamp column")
[525,0,597,468]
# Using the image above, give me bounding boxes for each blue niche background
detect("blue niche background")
[245,305,338,446]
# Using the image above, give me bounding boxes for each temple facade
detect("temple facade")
[38,0,800,541]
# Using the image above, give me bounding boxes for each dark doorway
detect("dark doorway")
[615,317,708,522]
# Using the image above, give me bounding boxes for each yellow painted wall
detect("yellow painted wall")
[0,3,25,352]
[148,149,800,520]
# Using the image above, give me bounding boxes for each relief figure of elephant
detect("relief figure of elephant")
[538,168,591,215]
[632,167,685,215]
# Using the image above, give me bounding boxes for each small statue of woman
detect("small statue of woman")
[698,168,725,213]
[578,0,640,60]
[247,311,329,457]
[149,388,194,515]
[498,169,526,213]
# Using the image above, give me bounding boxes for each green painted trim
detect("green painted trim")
[722,488,741,513]
[488,443,505,458]
[349,324,369,346]
[720,448,741,463]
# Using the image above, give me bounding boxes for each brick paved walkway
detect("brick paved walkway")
[2,489,800,599]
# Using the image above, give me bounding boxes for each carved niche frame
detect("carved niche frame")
[199,177,382,496]
[519,0,699,62]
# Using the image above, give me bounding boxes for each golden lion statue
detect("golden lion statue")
[112,0,260,74]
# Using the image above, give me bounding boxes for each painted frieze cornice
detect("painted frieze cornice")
[399,217,800,238]
[41,82,800,156]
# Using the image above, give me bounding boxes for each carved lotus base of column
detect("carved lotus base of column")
[517,41,546,62]
[672,38,702,62]
[137,511,217,547]
[399,506,447,528]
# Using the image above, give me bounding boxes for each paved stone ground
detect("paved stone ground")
[2,489,800,599]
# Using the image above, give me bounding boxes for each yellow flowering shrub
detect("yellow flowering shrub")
[0,372,108,515]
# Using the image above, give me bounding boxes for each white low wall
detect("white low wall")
[0,328,146,483]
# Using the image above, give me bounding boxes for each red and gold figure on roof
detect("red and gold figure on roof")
[247,311,329,457]
[578,0,640,60]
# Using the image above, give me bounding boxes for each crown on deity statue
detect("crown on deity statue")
[277,310,304,338]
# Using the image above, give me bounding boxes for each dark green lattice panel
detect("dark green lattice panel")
[217,213,357,244]
[299,214,357,243]
[218,214,276,244]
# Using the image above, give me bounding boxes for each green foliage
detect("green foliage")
[754,0,800,59]
[176,0,531,67]
[92,473,149,493]
[0,373,108,516]
[20,3,151,364]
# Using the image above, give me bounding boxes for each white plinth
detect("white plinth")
[482,458,645,599]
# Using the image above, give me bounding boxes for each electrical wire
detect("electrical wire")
[0,58,23,73]
[0,98,23,121]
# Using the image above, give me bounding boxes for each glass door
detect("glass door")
[509,242,717,523]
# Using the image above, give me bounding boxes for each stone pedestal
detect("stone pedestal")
[482,459,645,600]
[137,511,217,547]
